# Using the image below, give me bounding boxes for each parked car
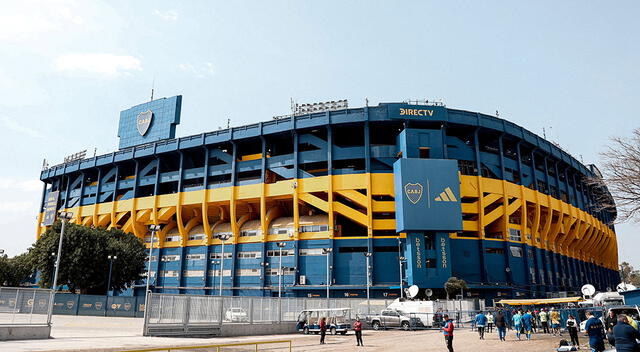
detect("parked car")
[225,307,249,322]
[368,309,422,330]
[296,308,351,335]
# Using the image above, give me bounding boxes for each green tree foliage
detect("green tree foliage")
[30,221,147,294]
[0,253,35,287]
[620,262,640,287]
[444,276,468,300]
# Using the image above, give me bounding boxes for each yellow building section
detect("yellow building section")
[455,175,618,270]
[37,173,617,270]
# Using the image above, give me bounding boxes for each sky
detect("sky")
[0,1,638,269]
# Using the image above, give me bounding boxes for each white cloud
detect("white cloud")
[0,178,43,193]
[53,53,142,77]
[153,9,178,21]
[1,116,44,138]
[0,200,37,213]
[179,62,214,78]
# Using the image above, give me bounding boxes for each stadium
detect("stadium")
[37,96,619,302]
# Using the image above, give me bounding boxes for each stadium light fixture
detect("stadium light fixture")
[47,211,73,326]
[106,255,117,296]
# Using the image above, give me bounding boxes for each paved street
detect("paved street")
[0,315,579,352]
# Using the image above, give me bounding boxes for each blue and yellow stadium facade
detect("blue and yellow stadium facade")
[37,98,619,301]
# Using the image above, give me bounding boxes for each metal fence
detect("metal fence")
[143,292,485,336]
[0,287,52,326]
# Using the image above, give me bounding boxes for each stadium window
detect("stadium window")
[269,228,293,236]
[208,269,231,277]
[209,252,232,259]
[338,246,367,253]
[240,230,259,237]
[186,254,205,261]
[373,246,398,252]
[509,246,523,258]
[419,147,430,159]
[165,235,180,242]
[425,258,436,268]
[237,251,262,259]
[182,270,204,277]
[485,248,505,255]
[161,255,180,262]
[188,234,205,241]
[299,248,325,256]
[236,268,260,276]
[508,228,521,242]
[267,249,294,257]
[299,224,329,233]
[267,267,295,276]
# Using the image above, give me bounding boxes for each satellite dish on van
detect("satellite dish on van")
[407,285,420,299]
[617,283,637,293]
[581,284,596,297]
[425,289,433,298]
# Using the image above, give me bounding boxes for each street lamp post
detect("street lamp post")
[397,237,404,299]
[364,252,372,314]
[47,210,73,326]
[276,242,287,298]
[215,233,231,296]
[106,255,117,296]
[143,224,161,326]
[211,260,220,293]
[322,248,333,307]
[49,252,56,289]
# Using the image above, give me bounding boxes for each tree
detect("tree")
[597,128,640,222]
[30,221,147,294]
[620,262,640,287]
[0,252,35,287]
[444,276,468,300]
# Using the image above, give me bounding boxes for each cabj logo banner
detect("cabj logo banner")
[393,158,462,232]
[136,110,153,136]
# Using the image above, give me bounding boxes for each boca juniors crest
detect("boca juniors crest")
[136,110,153,136]
[404,183,423,204]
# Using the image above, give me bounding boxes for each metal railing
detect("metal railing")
[0,287,52,326]
[118,339,292,352]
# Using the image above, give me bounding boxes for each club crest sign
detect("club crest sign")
[404,183,423,204]
[136,110,153,136]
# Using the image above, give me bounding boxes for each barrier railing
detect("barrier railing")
[118,339,292,352]
[0,287,52,326]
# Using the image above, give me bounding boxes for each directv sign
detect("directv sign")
[393,158,462,232]
[386,103,447,120]
[117,96,182,149]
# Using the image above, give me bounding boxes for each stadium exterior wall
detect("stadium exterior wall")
[37,102,619,302]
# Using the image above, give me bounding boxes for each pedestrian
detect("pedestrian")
[486,311,494,333]
[539,308,549,334]
[442,314,454,352]
[584,311,606,352]
[612,314,640,352]
[550,308,562,336]
[604,309,617,347]
[495,310,507,341]
[354,317,363,346]
[566,314,580,347]
[475,311,487,340]
[512,310,523,340]
[522,310,534,340]
[319,316,327,345]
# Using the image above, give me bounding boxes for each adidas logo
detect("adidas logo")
[435,187,458,202]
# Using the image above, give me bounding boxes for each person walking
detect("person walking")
[354,317,363,346]
[612,314,640,352]
[486,311,494,333]
[566,314,580,348]
[442,314,455,352]
[475,311,487,340]
[539,308,550,334]
[495,310,507,341]
[584,311,606,352]
[604,309,617,347]
[522,310,534,340]
[550,308,562,336]
[512,310,523,340]
[319,317,327,345]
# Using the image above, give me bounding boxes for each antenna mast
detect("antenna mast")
[150,77,155,101]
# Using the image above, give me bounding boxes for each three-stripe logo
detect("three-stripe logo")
[434,187,458,202]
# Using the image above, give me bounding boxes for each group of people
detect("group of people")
[584,310,640,352]
[317,316,364,346]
